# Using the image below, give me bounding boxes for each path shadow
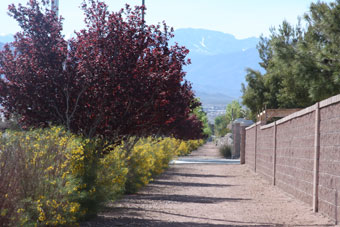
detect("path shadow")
[82,206,334,227]
[151,180,234,188]
[81,217,279,227]
[163,172,235,178]
[125,194,250,204]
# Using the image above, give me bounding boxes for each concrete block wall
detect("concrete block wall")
[319,100,340,221]
[232,123,241,158]
[275,111,315,206]
[245,124,256,169]
[245,94,340,222]
[256,125,274,183]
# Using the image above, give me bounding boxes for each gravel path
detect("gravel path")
[82,142,334,226]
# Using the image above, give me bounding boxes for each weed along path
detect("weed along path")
[82,142,333,226]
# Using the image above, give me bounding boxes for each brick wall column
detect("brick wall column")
[313,102,320,212]
[335,189,338,224]
[254,124,257,172]
[273,121,277,186]
[233,123,241,158]
[240,126,246,164]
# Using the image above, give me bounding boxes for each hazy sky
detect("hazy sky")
[0,0,334,39]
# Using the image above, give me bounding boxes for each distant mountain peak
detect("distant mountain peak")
[172,28,259,56]
[199,37,207,48]
[171,28,261,105]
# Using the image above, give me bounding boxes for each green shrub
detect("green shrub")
[0,128,204,225]
[0,128,128,225]
[0,127,83,226]
[124,137,177,194]
[61,139,128,221]
[219,144,232,158]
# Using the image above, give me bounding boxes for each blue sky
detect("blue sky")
[0,0,335,39]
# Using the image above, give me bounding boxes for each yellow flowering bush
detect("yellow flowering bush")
[151,138,178,176]
[125,139,155,193]
[65,138,129,220]
[97,145,128,201]
[0,127,83,226]
[175,139,204,156]
[176,140,189,156]
[186,139,204,153]
[124,137,203,193]
[0,127,204,226]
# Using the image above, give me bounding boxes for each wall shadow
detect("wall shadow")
[81,216,311,227]
[81,216,275,226]
[126,194,249,204]
[82,206,334,227]
[151,180,234,188]
[163,172,235,178]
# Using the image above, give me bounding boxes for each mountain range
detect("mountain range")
[0,35,14,44]
[0,34,14,49]
[172,28,261,105]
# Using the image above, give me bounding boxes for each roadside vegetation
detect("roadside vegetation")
[242,1,340,119]
[214,100,247,137]
[219,144,232,159]
[0,0,209,225]
[0,127,203,225]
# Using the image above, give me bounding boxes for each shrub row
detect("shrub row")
[0,127,203,226]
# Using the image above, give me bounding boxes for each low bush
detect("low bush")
[175,139,203,156]
[0,127,83,226]
[72,139,128,220]
[124,137,182,194]
[124,138,156,194]
[219,144,232,159]
[0,128,204,225]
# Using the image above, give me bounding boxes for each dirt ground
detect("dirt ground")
[81,143,335,227]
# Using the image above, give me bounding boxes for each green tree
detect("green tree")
[214,114,228,137]
[225,100,245,122]
[214,100,246,137]
[302,0,340,101]
[265,20,312,108]
[193,104,212,138]
[242,69,267,115]
[242,1,340,116]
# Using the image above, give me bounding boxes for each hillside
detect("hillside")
[171,28,261,105]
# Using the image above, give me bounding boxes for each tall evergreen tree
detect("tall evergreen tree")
[242,0,340,116]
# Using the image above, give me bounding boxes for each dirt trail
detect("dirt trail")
[82,142,334,226]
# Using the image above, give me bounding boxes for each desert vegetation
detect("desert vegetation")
[0,127,203,225]
[0,0,207,225]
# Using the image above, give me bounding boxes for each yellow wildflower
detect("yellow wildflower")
[46,166,54,171]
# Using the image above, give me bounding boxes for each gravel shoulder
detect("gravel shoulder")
[82,143,334,227]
